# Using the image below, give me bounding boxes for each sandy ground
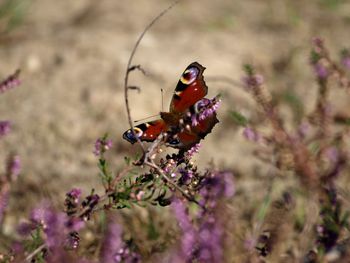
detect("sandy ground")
[0,0,350,235]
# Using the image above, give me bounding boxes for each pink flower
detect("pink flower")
[0,121,11,138]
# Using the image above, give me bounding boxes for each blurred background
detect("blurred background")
[0,0,350,247]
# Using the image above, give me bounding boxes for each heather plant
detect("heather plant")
[235,37,350,262]
[1,2,350,263]
[0,70,21,220]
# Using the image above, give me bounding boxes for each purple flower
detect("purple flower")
[198,97,221,121]
[172,199,193,231]
[68,188,82,199]
[242,74,264,90]
[186,143,201,158]
[0,190,9,225]
[93,137,113,156]
[340,49,350,70]
[324,147,339,164]
[297,121,310,138]
[190,96,221,127]
[312,37,324,48]
[65,231,80,250]
[178,168,194,185]
[171,171,234,262]
[65,217,85,232]
[100,221,141,263]
[100,223,122,263]
[81,194,100,220]
[197,219,224,262]
[313,62,328,79]
[243,127,261,143]
[6,155,20,180]
[0,121,11,138]
[342,56,350,70]
[172,199,196,257]
[0,69,21,94]
[17,221,36,236]
[29,203,68,249]
[222,171,235,198]
[0,156,20,225]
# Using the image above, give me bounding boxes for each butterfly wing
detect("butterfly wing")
[167,113,219,150]
[169,62,208,114]
[123,120,167,144]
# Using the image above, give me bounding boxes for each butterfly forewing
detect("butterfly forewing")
[170,62,208,113]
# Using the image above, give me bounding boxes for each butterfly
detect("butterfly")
[123,62,219,150]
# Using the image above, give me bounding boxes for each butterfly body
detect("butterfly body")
[123,62,219,150]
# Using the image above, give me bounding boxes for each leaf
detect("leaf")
[124,156,131,165]
[229,110,248,126]
[147,215,160,240]
[257,195,271,221]
[281,91,304,122]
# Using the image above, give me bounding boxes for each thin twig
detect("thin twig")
[25,243,46,262]
[122,0,203,208]
[123,0,181,155]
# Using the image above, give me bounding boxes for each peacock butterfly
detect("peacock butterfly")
[123,62,219,150]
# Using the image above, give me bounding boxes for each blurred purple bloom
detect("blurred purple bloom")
[198,219,224,262]
[0,121,11,137]
[297,121,310,138]
[312,37,323,47]
[342,56,350,70]
[100,222,123,263]
[173,198,224,263]
[222,171,235,197]
[341,49,350,70]
[0,69,21,93]
[324,147,339,164]
[6,155,20,180]
[100,222,141,263]
[172,199,193,231]
[21,203,85,259]
[243,127,261,143]
[17,221,36,236]
[199,171,235,206]
[0,190,9,225]
[172,171,234,263]
[242,74,264,90]
[29,203,68,249]
[93,137,113,156]
[0,156,20,225]
[172,199,196,257]
[65,217,85,232]
[313,63,328,79]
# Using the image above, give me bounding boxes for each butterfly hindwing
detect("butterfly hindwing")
[168,112,219,150]
[123,120,167,144]
[170,62,208,113]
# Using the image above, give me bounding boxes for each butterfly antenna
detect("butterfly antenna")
[161,88,164,111]
[134,114,160,123]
